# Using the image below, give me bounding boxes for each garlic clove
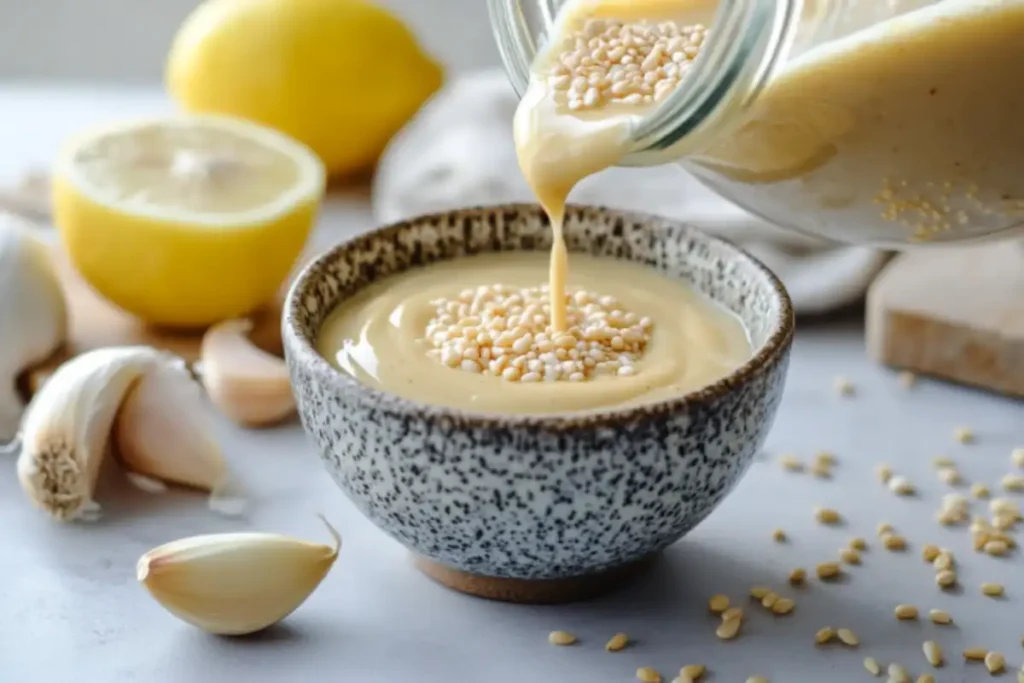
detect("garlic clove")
[199,318,295,427]
[0,213,67,442]
[114,359,229,492]
[137,516,341,635]
[16,346,171,521]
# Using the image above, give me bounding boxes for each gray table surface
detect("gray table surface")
[1,86,1022,683]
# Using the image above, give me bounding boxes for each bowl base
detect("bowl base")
[413,554,659,604]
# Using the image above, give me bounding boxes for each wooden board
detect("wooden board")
[25,244,286,393]
[866,241,1024,398]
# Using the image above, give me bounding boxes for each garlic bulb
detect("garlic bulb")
[137,517,341,635]
[16,346,169,521]
[0,213,67,442]
[199,318,295,427]
[114,359,228,493]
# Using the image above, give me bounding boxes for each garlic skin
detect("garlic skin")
[137,517,341,635]
[114,359,228,492]
[200,318,295,427]
[16,346,169,521]
[0,214,67,442]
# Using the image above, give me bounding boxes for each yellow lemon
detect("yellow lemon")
[53,114,326,328]
[166,0,444,177]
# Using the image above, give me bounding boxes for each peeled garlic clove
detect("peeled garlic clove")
[200,319,295,427]
[0,213,67,442]
[114,359,228,492]
[137,517,341,635]
[16,346,170,521]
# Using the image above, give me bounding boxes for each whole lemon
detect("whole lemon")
[166,0,444,177]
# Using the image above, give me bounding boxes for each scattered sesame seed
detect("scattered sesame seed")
[876,465,894,484]
[963,647,988,661]
[933,551,955,571]
[938,467,963,485]
[894,604,919,620]
[548,630,577,646]
[750,586,770,599]
[636,666,663,683]
[834,376,855,396]
[972,483,991,499]
[1017,670,1024,683]
[990,498,1021,517]
[715,618,741,640]
[888,475,915,496]
[864,656,882,676]
[772,528,787,542]
[815,626,836,644]
[779,454,804,472]
[771,597,795,615]
[837,628,860,647]
[815,507,842,525]
[708,594,730,614]
[810,463,832,478]
[1001,473,1024,492]
[922,544,941,562]
[936,569,958,588]
[923,640,944,667]
[815,451,837,466]
[788,568,806,586]
[928,609,952,625]
[678,664,705,682]
[981,582,1004,597]
[933,456,956,469]
[605,633,629,652]
[721,607,744,622]
[917,674,934,683]
[888,663,911,683]
[877,522,894,536]
[746,677,769,683]
[817,562,841,580]
[985,652,1006,674]
[954,427,975,444]
[761,592,779,609]
[1012,448,1024,468]
[850,537,868,551]
[840,548,861,565]
[984,539,1010,556]
[883,534,908,551]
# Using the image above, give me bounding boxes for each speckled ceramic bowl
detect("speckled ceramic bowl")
[283,204,794,603]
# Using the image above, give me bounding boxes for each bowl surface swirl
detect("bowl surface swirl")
[283,203,793,592]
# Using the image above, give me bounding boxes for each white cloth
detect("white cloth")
[372,69,889,315]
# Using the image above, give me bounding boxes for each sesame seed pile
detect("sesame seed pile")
[423,284,652,382]
[546,18,708,112]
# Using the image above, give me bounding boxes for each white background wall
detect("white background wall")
[0,0,499,83]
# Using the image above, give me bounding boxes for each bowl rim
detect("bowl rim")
[283,203,795,431]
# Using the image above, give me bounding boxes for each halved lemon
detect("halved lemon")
[53,114,326,328]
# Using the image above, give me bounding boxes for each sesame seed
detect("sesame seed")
[928,609,952,625]
[883,534,908,551]
[936,569,958,588]
[746,677,769,683]
[922,544,940,562]
[815,507,842,525]
[917,675,934,683]
[850,537,868,551]
[548,630,577,646]
[963,647,988,661]
[972,483,991,499]
[810,463,832,478]
[636,666,662,683]
[984,539,1009,556]
[840,548,861,565]
[933,551,955,570]
[877,522,894,536]
[938,467,963,485]
[779,454,803,472]
[708,594,729,614]
[923,640,944,667]
[815,626,836,644]
[834,376,855,396]
[1012,448,1024,468]
[679,664,705,681]
[954,427,975,444]
[864,656,882,676]
[888,475,915,496]
[981,582,1004,597]
[1001,473,1024,492]
[788,568,806,585]
[888,664,911,683]
[772,528,787,542]
[761,592,779,609]
[895,604,919,620]
[876,464,894,483]
[815,451,837,466]
[837,628,860,646]
[816,562,841,580]
[772,597,795,615]
[605,633,629,652]
[750,586,770,599]
[721,607,743,622]
[715,618,741,640]
[985,652,1006,674]
[933,456,956,468]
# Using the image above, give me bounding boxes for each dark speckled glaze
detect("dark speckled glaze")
[283,204,794,581]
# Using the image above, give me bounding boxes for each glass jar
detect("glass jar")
[488,0,1024,248]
